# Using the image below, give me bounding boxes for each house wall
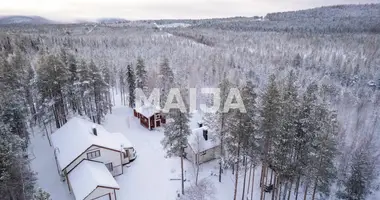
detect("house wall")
[185,145,221,165]
[184,146,196,164]
[65,146,123,177]
[84,187,117,200]
[139,116,149,129]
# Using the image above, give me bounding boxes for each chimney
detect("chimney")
[92,126,97,136]
[198,121,203,128]
[203,128,208,141]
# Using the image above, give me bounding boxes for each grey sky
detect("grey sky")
[0,0,378,21]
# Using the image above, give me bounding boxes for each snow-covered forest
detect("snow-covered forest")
[0,3,379,200]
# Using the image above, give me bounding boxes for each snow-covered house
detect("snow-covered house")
[185,125,221,165]
[133,104,166,130]
[51,117,137,200]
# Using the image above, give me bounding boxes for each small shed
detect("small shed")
[133,105,166,130]
[185,126,220,165]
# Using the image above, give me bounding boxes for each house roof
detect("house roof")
[113,132,133,149]
[51,117,131,170]
[135,104,160,117]
[68,160,119,200]
[188,126,220,153]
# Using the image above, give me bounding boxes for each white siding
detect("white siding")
[65,146,123,177]
[185,145,221,164]
[84,187,117,200]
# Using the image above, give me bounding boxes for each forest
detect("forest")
[0,3,380,200]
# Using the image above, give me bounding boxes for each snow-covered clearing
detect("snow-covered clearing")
[29,96,274,200]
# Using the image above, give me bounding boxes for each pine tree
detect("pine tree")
[159,57,174,108]
[66,53,81,114]
[224,80,259,200]
[161,107,191,195]
[309,104,338,200]
[127,64,136,108]
[0,120,36,200]
[37,54,68,128]
[88,60,109,124]
[272,71,300,198]
[293,82,319,200]
[135,57,148,92]
[203,77,232,183]
[259,74,281,200]
[337,135,379,200]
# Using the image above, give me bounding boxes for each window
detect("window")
[87,150,101,159]
[105,163,113,172]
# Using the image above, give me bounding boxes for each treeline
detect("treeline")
[0,44,51,198]
[196,4,380,34]
[202,70,379,200]
[36,49,113,127]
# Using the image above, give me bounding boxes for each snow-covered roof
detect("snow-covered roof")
[51,117,132,170]
[188,126,220,153]
[135,104,161,117]
[113,132,133,149]
[68,160,119,200]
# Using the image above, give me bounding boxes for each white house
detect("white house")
[185,124,221,165]
[51,117,137,200]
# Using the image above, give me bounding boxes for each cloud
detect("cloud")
[0,0,378,20]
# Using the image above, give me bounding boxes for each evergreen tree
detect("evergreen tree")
[158,57,174,108]
[273,71,300,198]
[88,60,109,124]
[0,121,36,200]
[135,57,148,92]
[66,53,80,114]
[161,107,191,195]
[309,104,338,200]
[127,64,136,108]
[337,136,379,200]
[259,74,281,200]
[203,77,232,183]
[37,54,68,128]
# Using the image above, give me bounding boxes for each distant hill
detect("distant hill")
[195,4,380,33]
[266,4,380,21]
[97,18,129,24]
[0,16,54,25]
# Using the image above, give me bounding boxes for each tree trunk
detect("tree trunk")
[251,165,255,200]
[271,175,277,200]
[282,181,288,200]
[219,158,223,183]
[195,159,199,186]
[294,176,300,200]
[233,147,240,200]
[181,152,185,195]
[311,178,318,200]
[287,181,292,200]
[270,168,274,185]
[303,184,308,200]
[260,164,267,200]
[277,180,281,200]
[242,157,248,200]
[247,162,253,196]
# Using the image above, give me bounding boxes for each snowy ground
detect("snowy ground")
[30,103,270,200]
[30,89,295,200]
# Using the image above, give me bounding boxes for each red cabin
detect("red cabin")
[133,105,166,130]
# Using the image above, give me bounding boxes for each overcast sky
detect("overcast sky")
[0,0,378,21]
